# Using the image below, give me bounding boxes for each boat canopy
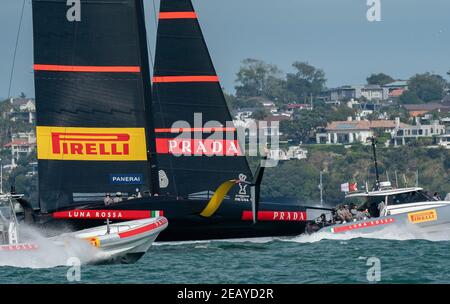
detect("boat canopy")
[345,187,424,198]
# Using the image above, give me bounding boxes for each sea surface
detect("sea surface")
[1,227,450,284]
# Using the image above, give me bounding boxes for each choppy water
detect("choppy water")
[1,227,450,284]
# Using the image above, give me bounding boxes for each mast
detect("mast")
[135,0,160,195]
[370,136,381,190]
[0,158,3,194]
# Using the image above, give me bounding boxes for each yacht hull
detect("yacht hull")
[34,196,309,241]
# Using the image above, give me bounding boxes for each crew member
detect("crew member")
[104,193,113,206]
[113,192,123,204]
[433,192,442,201]
[351,205,366,221]
[377,200,387,216]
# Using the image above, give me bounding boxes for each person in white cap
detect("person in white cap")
[113,192,123,204]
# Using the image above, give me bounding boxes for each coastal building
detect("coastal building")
[325,85,388,102]
[3,131,36,167]
[233,108,256,120]
[269,145,308,161]
[286,103,313,113]
[315,117,408,144]
[8,98,36,124]
[402,103,450,117]
[382,80,408,100]
[392,121,446,146]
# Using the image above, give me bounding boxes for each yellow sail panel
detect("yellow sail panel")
[36,126,148,161]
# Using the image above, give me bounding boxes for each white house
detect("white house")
[316,117,408,144]
[269,145,308,161]
[393,121,446,146]
[3,131,36,167]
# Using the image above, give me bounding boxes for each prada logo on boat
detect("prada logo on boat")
[408,209,437,224]
[155,138,242,156]
[241,211,307,221]
[36,126,147,161]
[235,174,250,202]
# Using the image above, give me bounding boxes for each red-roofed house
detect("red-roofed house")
[316,117,409,144]
[3,132,36,167]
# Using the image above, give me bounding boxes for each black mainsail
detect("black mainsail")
[33,0,154,212]
[152,0,253,201]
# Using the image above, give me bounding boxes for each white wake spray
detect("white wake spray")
[284,223,450,244]
[0,225,100,269]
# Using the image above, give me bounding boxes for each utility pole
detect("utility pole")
[319,171,323,206]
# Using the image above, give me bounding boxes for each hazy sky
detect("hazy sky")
[1,0,449,99]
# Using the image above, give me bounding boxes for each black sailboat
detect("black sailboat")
[26,0,310,241]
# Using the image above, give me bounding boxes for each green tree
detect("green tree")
[280,108,327,143]
[251,108,268,120]
[235,58,283,99]
[366,73,395,86]
[326,104,357,122]
[286,62,326,102]
[398,90,422,104]
[407,73,447,102]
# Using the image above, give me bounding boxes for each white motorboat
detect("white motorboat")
[314,184,450,237]
[1,193,168,264]
[53,217,168,264]
[309,137,450,239]
[0,193,40,252]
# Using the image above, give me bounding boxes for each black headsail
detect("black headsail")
[152,0,253,201]
[32,0,155,212]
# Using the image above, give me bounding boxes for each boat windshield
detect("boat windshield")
[387,190,434,205]
[0,205,12,222]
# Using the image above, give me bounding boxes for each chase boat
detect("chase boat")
[317,184,450,237]
[52,216,168,264]
[312,137,450,238]
[0,194,39,253]
[1,193,168,264]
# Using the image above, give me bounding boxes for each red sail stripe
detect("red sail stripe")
[118,217,168,239]
[155,127,236,133]
[34,64,141,73]
[159,12,197,19]
[152,76,219,83]
[242,211,307,221]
